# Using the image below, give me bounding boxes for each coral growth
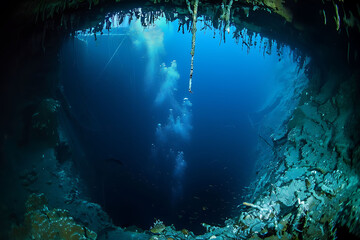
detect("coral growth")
[150,219,166,234]
[10,193,97,240]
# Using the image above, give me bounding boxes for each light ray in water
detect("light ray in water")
[99,35,128,78]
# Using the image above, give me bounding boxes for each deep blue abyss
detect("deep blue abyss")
[59,18,303,233]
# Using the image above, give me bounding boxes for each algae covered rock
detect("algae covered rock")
[150,219,166,234]
[25,192,48,212]
[10,193,97,240]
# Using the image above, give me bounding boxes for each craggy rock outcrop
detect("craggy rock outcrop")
[227,73,360,239]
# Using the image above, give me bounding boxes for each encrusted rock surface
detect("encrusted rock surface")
[10,193,97,240]
[223,76,360,239]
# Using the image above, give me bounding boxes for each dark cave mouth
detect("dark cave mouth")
[57,12,311,233]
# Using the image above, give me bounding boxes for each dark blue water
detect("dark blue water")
[59,18,293,233]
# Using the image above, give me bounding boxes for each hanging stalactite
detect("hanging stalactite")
[223,0,233,33]
[186,0,199,93]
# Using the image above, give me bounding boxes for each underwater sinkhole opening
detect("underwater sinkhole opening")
[58,14,309,234]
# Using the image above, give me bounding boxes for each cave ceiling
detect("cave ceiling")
[5,0,360,72]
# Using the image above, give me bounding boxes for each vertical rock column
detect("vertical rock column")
[186,0,199,93]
